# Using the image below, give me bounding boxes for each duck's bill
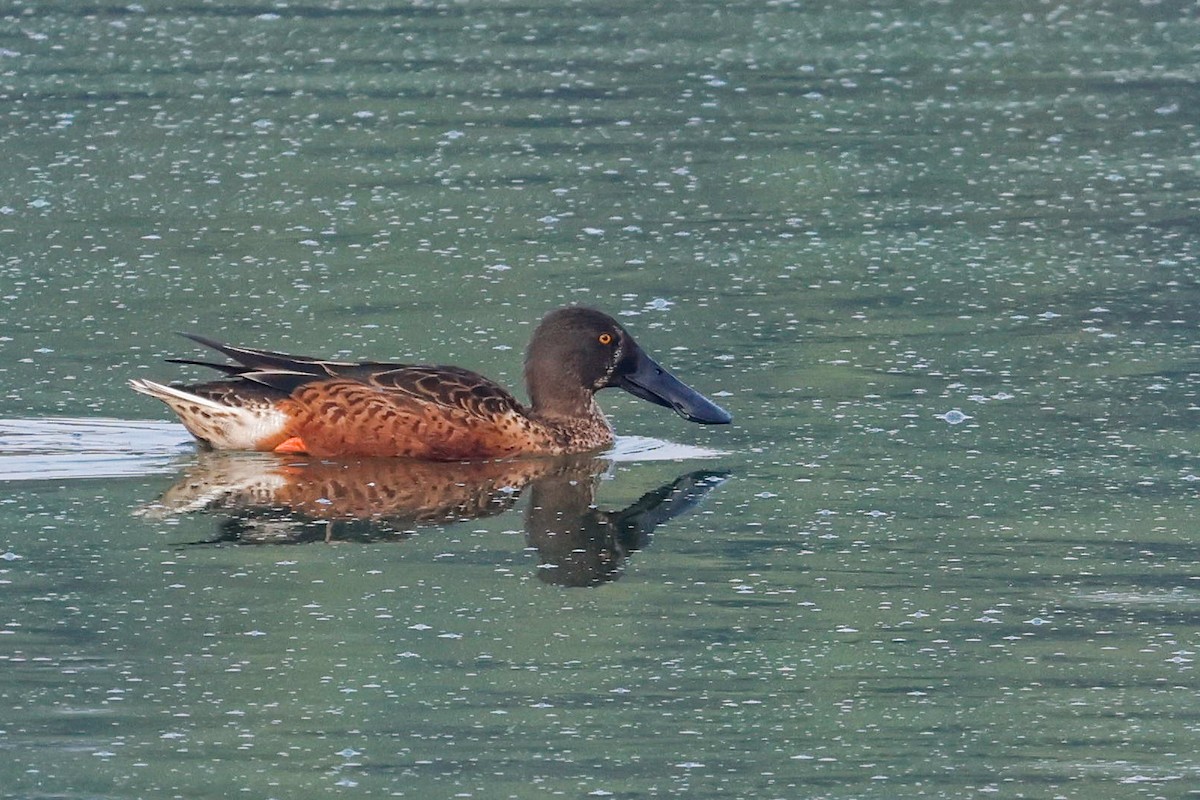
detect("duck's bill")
[618,351,732,425]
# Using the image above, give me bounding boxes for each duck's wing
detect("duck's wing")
[357,365,528,419]
[175,333,343,372]
[178,334,528,419]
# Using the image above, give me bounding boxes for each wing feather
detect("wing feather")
[361,366,527,418]
[175,334,529,431]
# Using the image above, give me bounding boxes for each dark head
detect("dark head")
[524,307,732,425]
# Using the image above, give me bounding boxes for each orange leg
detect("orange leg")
[273,436,309,454]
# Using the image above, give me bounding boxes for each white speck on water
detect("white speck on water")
[1120,774,1184,785]
[937,409,971,425]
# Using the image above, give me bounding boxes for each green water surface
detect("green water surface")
[2,1,1199,798]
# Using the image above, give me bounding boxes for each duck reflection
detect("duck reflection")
[141,453,728,586]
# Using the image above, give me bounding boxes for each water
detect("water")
[3,1,1200,797]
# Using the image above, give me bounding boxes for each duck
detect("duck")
[129,306,731,460]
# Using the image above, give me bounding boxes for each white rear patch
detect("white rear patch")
[129,379,289,450]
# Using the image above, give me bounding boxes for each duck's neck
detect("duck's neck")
[524,356,613,449]
[525,378,611,445]
[528,384,597,421]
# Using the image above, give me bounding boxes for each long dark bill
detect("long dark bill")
[617,349,732,425]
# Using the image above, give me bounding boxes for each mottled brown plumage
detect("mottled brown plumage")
[130,306,731,460]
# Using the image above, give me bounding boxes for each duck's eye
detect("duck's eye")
[597,332,614,345]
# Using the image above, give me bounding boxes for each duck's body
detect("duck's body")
[131,359,603,460]
[130,307,730,461]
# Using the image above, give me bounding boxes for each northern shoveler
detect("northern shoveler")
[130,306,731,460]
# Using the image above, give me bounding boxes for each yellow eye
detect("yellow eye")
[598,332,614,345]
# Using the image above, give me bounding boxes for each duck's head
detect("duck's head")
[525,306,732,425]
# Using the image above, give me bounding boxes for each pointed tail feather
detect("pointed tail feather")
[179,333,327,372]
